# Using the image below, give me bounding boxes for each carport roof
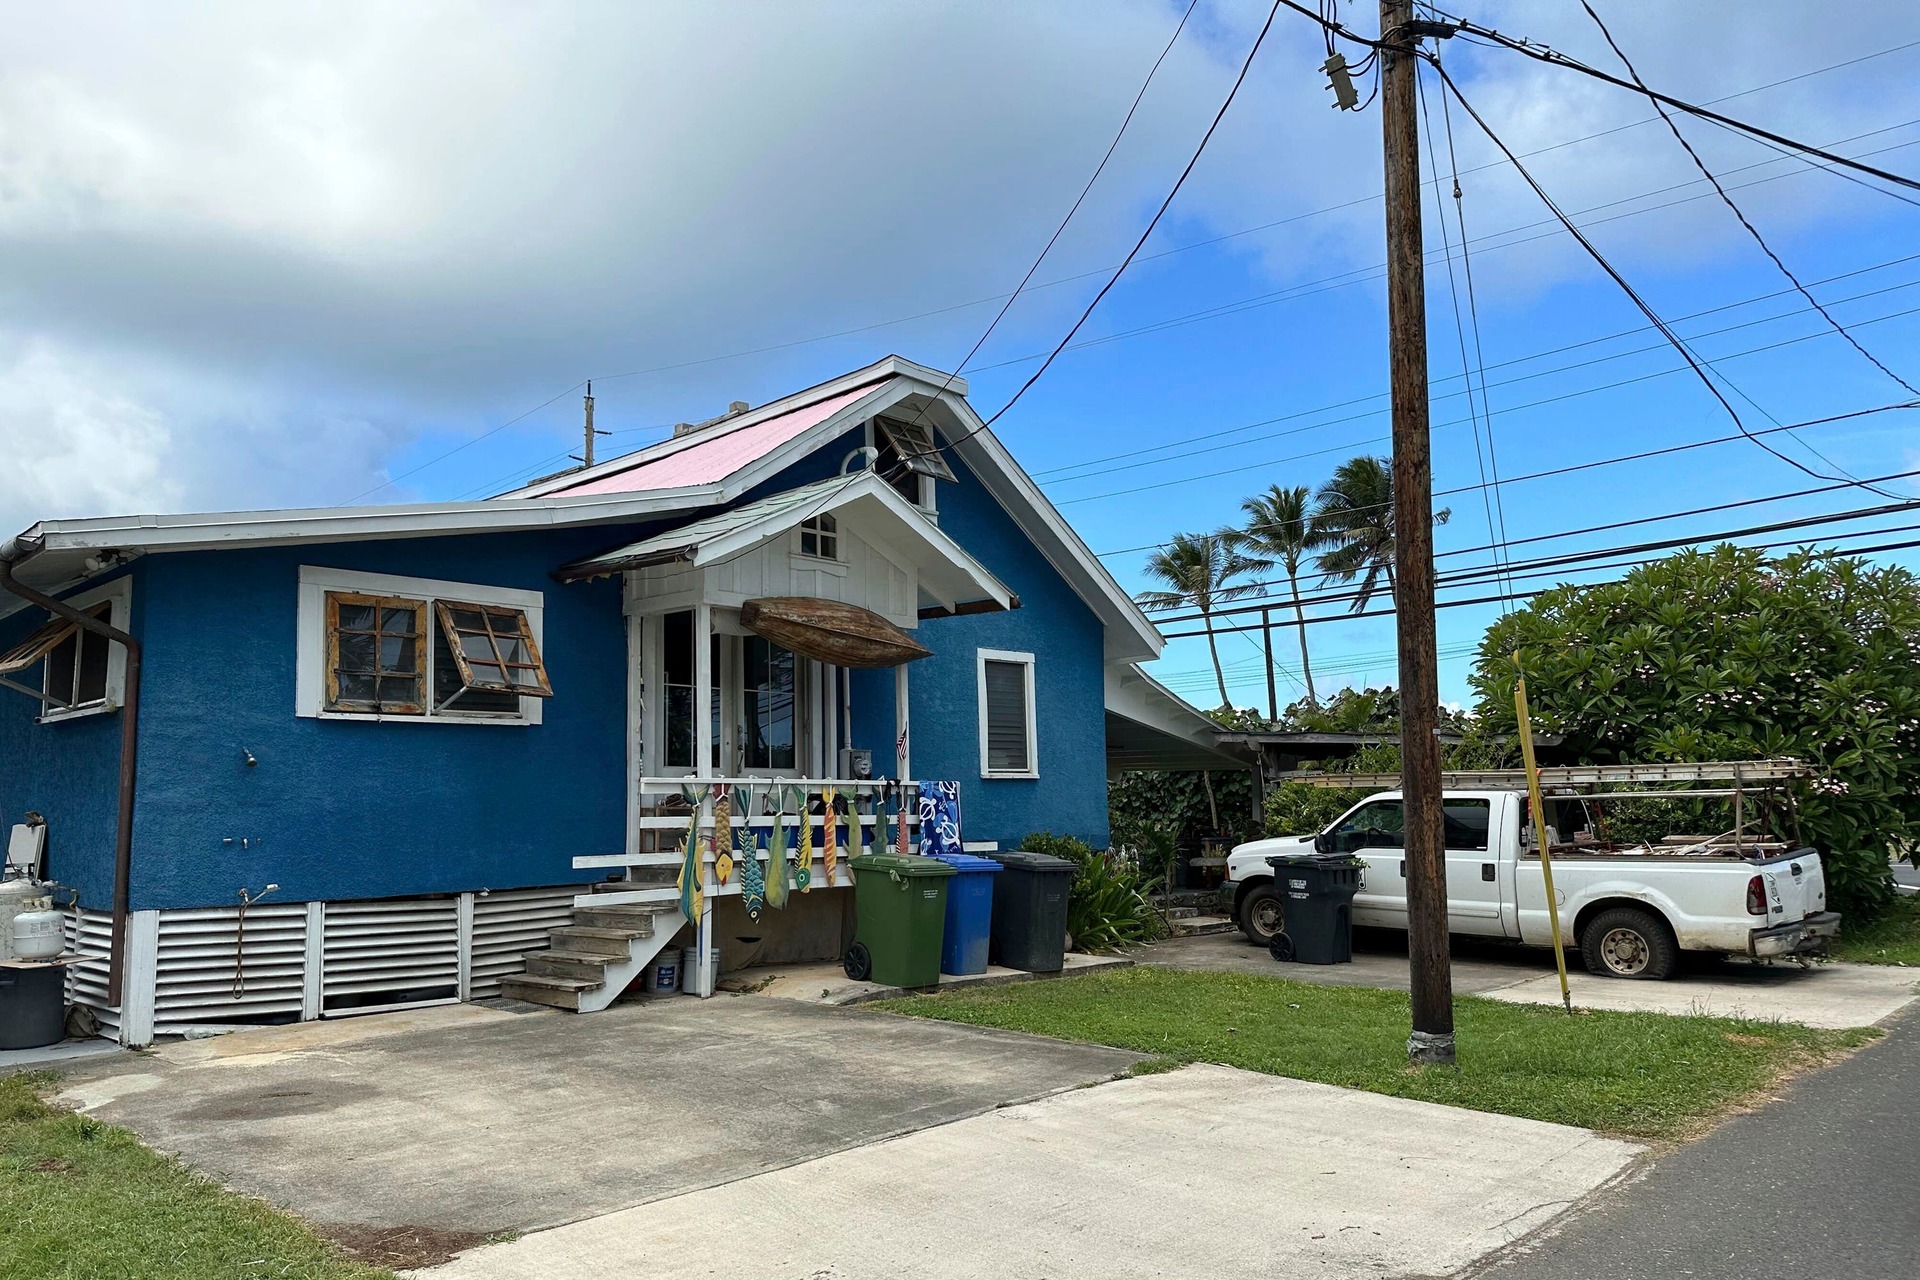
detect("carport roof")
[1105,664,1251,773]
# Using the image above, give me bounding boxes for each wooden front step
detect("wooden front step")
[500,972,602,1011]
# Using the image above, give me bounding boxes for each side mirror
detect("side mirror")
[1312,831,1331,855]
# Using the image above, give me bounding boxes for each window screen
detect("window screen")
[982,659,1032,774]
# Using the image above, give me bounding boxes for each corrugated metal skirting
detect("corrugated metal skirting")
[63,885,583,1043]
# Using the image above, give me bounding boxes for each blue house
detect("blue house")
[0,357,1239,1043]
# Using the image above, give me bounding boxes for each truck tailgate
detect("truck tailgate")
[1757,851,1827,925]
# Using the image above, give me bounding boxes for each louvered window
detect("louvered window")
[978,650,1036,778]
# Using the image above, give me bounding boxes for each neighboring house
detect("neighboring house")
[0,356,1243,1044]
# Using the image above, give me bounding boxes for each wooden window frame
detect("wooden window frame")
[297,567,546,725]
[434,600,553,699]
[976,647,1038,780]
[324,592,428,715]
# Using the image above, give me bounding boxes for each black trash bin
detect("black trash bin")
[988,850,1075,972]
[1264,854,1360,964]
[0,962,68,1050]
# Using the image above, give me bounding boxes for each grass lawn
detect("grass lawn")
[0,1071,396,1280]
[879,967,1876,1142]
[1831,893,1920,966]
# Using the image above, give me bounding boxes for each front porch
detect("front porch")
[511,468,1018,1008]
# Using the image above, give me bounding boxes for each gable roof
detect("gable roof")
[517,354,1162,663]
[512,372,897,499]
[555,471,1014,617]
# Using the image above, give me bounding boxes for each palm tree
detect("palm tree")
[1238,484,1324,704]
[1312,455,1449,613]
[1136,530,1261,710]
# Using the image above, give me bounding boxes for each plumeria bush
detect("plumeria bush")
[1469,546,1920,915]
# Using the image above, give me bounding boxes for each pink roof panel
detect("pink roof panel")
[545,379,889,497]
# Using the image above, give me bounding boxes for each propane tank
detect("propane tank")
[0,876,40,963]
[9,895,62,961]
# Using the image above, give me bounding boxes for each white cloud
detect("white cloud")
[0,0,1914,538]
[0,337,181,522]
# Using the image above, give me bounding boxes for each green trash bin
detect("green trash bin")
[845,854,956,988]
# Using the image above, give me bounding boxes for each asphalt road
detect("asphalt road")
[1468,1010,1918,1280]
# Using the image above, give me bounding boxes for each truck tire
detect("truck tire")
[1238,882,1284,947]
[1579,906,1678,980]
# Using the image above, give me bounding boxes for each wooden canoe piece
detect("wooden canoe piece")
[739,597,931,668]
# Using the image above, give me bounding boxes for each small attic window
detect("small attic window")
[874,416,955,508]
[798,513,840,560]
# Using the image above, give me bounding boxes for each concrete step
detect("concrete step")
[527,951,620,981]
[553,924,648,949]
[1170,914,1238,938]
[575,905,671,930]
[500,972,602,1011]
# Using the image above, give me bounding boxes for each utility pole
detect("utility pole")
[1380,0,1454,1066]
[582,381,598,468]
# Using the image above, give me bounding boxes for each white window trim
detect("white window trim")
[790,518,849,575]
[976,647,1038,780]
[295,566,545,726]
[36,577,133,724]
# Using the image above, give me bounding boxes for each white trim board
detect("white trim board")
[976,647,1039,781]
[295,565,546,725]
[34,574,133,724]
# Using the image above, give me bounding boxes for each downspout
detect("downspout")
[0,550,142,1007]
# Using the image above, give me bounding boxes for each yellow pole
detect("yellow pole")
[1512,656,1573,1014]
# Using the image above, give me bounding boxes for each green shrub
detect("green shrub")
[1473,546,1920,915]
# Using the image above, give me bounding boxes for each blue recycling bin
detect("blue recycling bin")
[932,853,1001,975]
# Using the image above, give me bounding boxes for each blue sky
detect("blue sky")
[4,1,1917,712]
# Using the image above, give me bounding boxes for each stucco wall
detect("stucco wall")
[0,566,140,910]
[850,454,1112,853]
[0,423,1117,910]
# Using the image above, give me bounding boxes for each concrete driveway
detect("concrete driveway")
[1138,930,1919,1028]
[425,1063,1642,1280]
[53,995,1142,1239]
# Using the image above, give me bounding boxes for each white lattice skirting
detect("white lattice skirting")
[64,885,586,1046]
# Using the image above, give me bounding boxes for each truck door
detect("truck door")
[1323,798,1405,928]
[1441,799,1507,937]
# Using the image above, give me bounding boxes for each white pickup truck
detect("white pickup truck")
[1223,789,1840,979]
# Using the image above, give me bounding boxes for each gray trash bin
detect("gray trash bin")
[0,961,67,1049]
[988,850,1075,972]
[1264,854,1360,964]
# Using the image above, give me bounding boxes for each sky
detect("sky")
[3,0,1918,711]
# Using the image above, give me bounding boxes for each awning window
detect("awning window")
[434,601,553,697]
[876,416,956,482]
[0,614,78,677]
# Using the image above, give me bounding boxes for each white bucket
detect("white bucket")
[644,951,679,995]
[680,945,718,994]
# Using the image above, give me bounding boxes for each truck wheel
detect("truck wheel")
[1580,907,1678,980]
[1238,884,1284,947]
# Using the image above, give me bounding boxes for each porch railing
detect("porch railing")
[574,776,921,898]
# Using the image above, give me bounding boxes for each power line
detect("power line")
[1057,306,1920,511]
[1055,249,1920,492]
[1147,495,1920,623]
[1151,465,1920,606]
[1579,1,1920,401]
[1419,58,1510,604]
[1158,531,1920,638]
[941,0,1288,449]
[1414,61,1906,501]
[1410,5,1920,194]
[885,0,1203,447]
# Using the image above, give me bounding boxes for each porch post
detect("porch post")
[694,602,715,997]
[894,662,910,782]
